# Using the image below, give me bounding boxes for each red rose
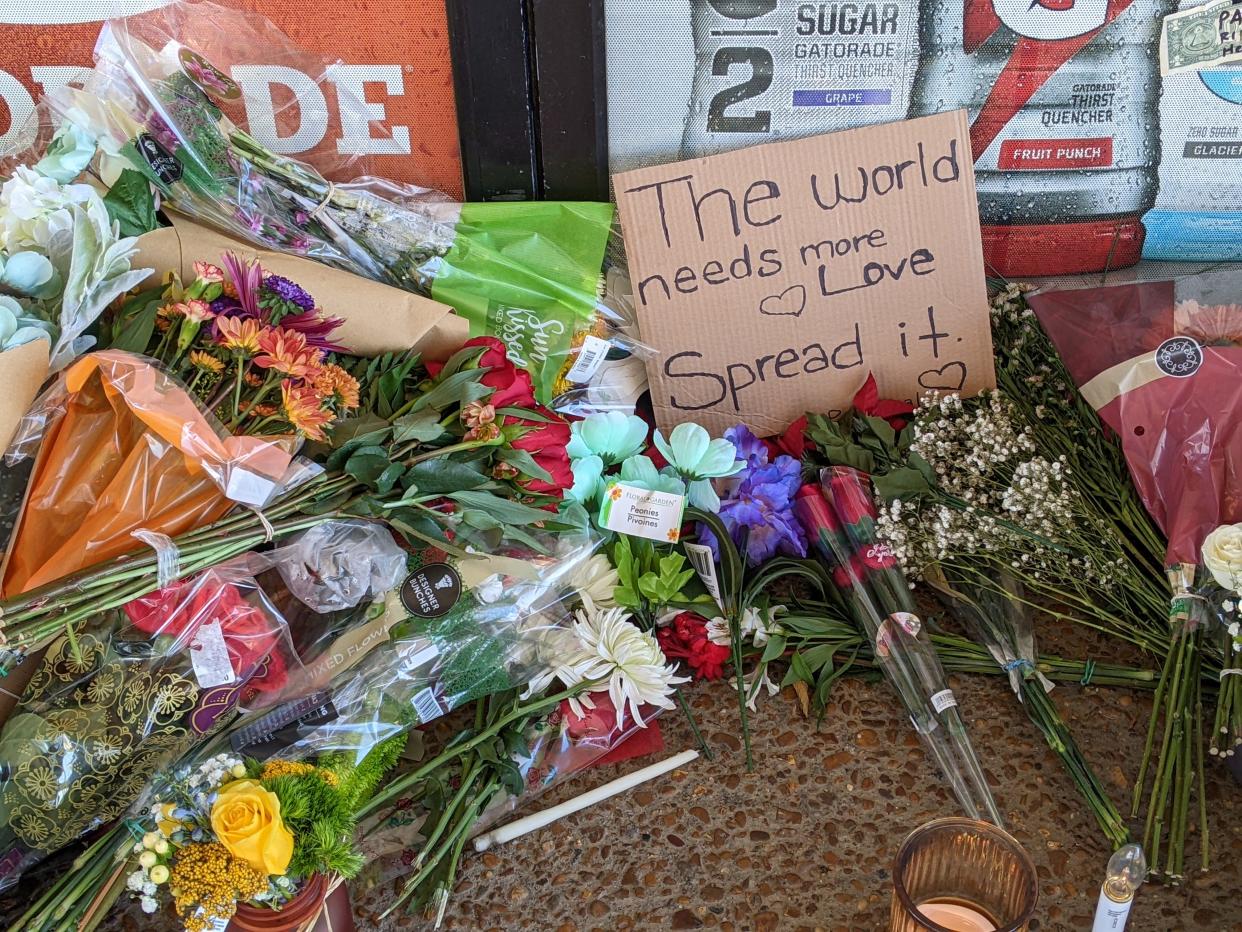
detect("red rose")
[827,467,877,525]
[507,406,572,496]
[123,573,281,679]
[656,612,731,681]
[793,482,839,535]
[852,372,914,432]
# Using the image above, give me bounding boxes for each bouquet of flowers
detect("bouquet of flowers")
[119,734,405,931]
[1032,269,1242,878]
[48,0,618,403]
[0,560,294,890]
[795,466,1002,824]
[0,127,151,449]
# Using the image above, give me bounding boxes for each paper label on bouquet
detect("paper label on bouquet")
[190,622,235,689]
[566,335,611,383]
[931,689,958,714]
[599,482,686,543]
[225,466,280,507]
[683,541,723,609]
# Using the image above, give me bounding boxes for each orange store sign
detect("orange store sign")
[0,0,464,197]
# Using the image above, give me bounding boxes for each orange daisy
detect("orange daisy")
[280,379,334,442]
[216,316,263,356]
[255,328,323,379]
[312,364,360,409]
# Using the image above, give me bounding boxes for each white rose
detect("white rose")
[1202,524,1242,593]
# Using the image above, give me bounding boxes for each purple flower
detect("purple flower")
[725,424,769,467]
[261,275,315,312]
[699,435,807,566]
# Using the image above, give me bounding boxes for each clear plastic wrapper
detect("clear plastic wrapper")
[44,1,616,404]
[794,466,1002,825]
[266,519,406,614]
[0,350,312,596]
[0,559,295,889]
[471,693,662,834]
[227,534,601,766]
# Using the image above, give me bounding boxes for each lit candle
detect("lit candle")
[916,900,998,932]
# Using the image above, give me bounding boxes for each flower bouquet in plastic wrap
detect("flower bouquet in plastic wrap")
[44,0,624,404]
[1032,268,1242,878]
[794,466,1002,824]
[0,128,151,452]
[0,558,296,892]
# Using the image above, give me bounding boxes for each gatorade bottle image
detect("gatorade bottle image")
[1143,0,1242,260]
[910,0,1172,275]
[679,0,921,156]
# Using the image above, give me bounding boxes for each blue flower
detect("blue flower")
[567,411,649,466]
[724,424,769,467]
[653,423,743,511]
[698,432,807,566]
[617,454,686,497]
[567,453,605,505]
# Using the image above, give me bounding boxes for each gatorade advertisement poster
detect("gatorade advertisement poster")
[0,0,463,197]
[605,0,1242,275]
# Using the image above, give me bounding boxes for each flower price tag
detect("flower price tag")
[189,621,235,689]
[599,482,686,543]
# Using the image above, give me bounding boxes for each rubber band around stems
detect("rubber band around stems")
[308,182,336,221]
[1221,669,1242,679]
[131,529,181,589]
[1080,659,1096,686]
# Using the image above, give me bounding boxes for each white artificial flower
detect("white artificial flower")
[142,881,157,896]
[570,553,620,609]
[706,605,784,648]
[560,601,688,725]
[126,871,145,892]
[1203,524,1242,594]
[0,166,96,252]
[140,896,158,914]
[743,665,780,712]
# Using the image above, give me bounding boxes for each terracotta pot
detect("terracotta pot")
[228,875,355,932]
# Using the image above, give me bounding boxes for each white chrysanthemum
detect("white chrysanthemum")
[140,896,158,914]
[562,602,688,725]
[570,554,621,609]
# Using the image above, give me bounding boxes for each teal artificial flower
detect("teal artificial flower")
[35,125,97,184]
[566,454,605,505]
[0,296,53,351]
[652,423,743,511]
[567,411,649,466]
[0,251,57,298]
[616,454,685,497]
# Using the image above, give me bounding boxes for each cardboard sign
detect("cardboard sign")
[614,110,995,436]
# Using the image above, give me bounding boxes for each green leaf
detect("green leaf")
[102,169,158,236]
[106,289,163,353]
[345,447,392,486]
[861,415,896,450]
[790,651,813,684]
[873,466,932,502]
[461,509,502,531]
[760,634,787,664]
[495,406,559,424]
[409,367,489,414]
[375,462,406,495]
[497,446,554,484]
[447,490,552,527]
[403,460,490,496]
[392,409,446,445]
[801,643,838,674]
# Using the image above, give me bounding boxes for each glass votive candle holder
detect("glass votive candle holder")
[890,818,1038,932]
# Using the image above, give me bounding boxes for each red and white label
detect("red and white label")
[998,138,1114,169]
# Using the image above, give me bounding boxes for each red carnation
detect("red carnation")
[656,612,731,681]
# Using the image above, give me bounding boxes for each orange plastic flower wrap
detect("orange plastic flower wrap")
[0,349,313,716]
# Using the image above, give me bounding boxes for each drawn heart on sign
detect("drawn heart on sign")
[917,362,968,392]
[758,284,806,318]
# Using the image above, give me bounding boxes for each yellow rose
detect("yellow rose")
[210,780,294,875]
[1203,523,1242,594]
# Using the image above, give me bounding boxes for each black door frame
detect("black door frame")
[446,0,609,202]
